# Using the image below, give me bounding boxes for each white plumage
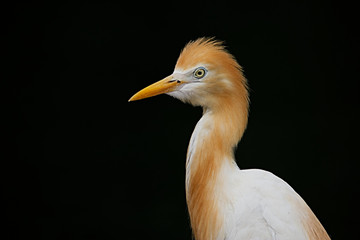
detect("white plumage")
[186,109,321,240]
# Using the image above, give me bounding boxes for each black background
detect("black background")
[4,1,359,239]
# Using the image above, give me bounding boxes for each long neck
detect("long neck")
[185,94,248,240]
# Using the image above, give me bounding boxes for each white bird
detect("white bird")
[129,38,330,240]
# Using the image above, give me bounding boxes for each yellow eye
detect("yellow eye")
[193,68,206,79]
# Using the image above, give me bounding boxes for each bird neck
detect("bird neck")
[185,94,248,240]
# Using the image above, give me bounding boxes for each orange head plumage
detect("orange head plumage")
[129,37,249,113]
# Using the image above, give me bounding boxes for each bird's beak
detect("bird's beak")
[128,75,182,102]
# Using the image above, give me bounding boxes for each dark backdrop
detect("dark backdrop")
[4,1,359,239]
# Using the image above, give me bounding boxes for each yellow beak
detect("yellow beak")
[128,75,182,102]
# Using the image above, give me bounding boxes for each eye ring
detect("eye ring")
[193,67,207,79]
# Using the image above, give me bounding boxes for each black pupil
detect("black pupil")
[197,70,203,76]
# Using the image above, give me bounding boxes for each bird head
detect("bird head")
[129,38,248,110]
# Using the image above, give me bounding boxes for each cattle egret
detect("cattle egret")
[129,38,330,240]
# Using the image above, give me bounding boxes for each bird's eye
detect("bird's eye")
[193,67,206,79]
